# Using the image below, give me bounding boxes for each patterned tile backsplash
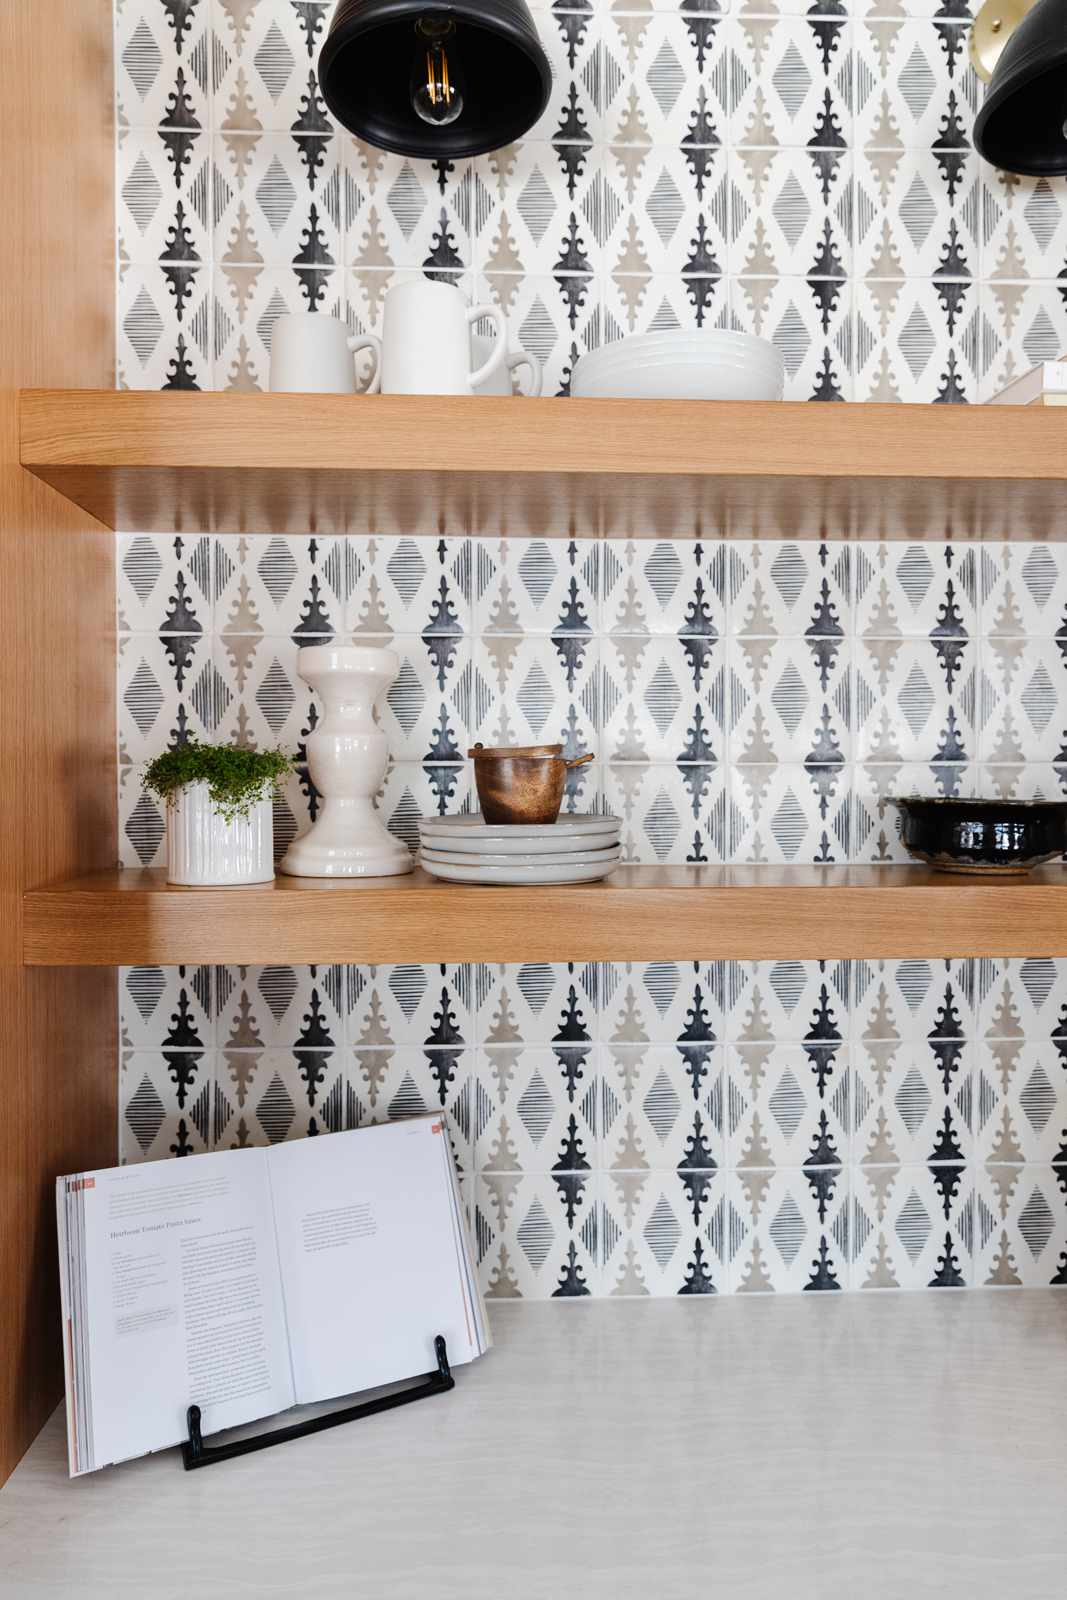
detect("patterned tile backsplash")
[116,532,1067,1293]
[114,0,1067,1293]
[117,0,1067,399]
[119,953,1067,1295]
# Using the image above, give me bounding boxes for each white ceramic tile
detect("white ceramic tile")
[600,961,730,1049]
[602,1169,729,1296]
[731,18,854,149]
[602,540,728,638]
[850,1163,973,1289]
[726,1166,850,1292]
[973,1166,1067,1288]
[477,1044,599,1173]
[602,762,730,863]
[120,1049,214,1165]
[601,1044,726,1170]
[728,1040,850,1168]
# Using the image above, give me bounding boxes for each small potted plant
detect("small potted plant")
[143,742,294,886]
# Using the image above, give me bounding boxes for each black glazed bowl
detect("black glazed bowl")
[893,797,1067,875]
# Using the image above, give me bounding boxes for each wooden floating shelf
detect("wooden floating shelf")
[20,390,1067,542]
[22,865,1067,966]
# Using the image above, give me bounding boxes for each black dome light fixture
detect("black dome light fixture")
[318,0,552,158]
[971,0,1067,174]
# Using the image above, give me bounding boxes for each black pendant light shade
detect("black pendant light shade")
[319,0,552,158]
[973,0,1067,175]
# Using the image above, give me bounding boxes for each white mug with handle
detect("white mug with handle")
[361,278,507,396]
[471,335,543,396]
[269,312,380,394]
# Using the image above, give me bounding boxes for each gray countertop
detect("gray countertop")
[1,1293,1065,1600]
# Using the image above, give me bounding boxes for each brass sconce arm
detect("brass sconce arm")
[968,0,1038,80]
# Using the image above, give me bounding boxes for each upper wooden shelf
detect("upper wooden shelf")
[22,865,1067,965]
[20,390,1067,542]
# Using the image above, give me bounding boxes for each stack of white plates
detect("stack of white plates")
[418,814,622,885]
[571,330,784,402]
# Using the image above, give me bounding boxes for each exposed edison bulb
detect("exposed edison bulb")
[410,15,464,127]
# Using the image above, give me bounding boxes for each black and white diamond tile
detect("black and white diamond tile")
[116,0,1067,406]
[345,536,474,638]
[976,1042,1067,1169]
[853,1032,975,1166]
[604,762,731,863]
[116,0,212,131]
[850,1163,973,1288]
[601,1044,726,1172]
[478,271,601,395]
[731,17,854,149]
[973,1165,1067,1287]
[120,963,215,1051]
[727,1167,850,1291]
[978,282,1067,404]
[121,1049,213,1164]
[854,148,979,283]
[983,543,1067,641]
[119,262,213,390]
[477,1044,599,1173]
[602,635,726,763]
[855,541,978,639]
[114,1,1067,1297]
[603,1169,729,1296]
[214,533,349,638]
[728,1041,850,1170]
[602,539,728,640]
[118,125,212,268]
[476,1172,599,1297]
[600,961,730,1051]
[477,537,600,637]
[212,0,335,133]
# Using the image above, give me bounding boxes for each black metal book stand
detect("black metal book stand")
[181,1334,454,1471]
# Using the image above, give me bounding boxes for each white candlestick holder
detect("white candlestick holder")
[279,644,413,879]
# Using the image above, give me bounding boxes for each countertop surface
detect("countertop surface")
[1,1293,1065,1600]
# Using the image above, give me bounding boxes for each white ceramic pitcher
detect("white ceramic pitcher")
[269,312,380,394]
[360,278,507,396]
[471,334,543,396]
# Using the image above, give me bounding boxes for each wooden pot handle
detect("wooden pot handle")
[564,754,595,770]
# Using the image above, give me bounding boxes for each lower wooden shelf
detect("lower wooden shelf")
[20,865,1067,965]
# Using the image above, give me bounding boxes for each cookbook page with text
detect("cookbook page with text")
[267,1118,479,1405]
[65,1150,293,1473]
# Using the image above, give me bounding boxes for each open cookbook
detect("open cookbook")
[57,1115,488,1476]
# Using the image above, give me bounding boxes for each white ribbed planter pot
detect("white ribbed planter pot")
[166,781,274,886]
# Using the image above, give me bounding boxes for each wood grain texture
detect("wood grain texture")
[0,1,115,1485]
[20,390,1067,540]
[22,865,1067,963]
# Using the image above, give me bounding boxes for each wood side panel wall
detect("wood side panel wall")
[0,1,116,1483]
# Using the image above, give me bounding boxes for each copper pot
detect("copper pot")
[467,744,595,824]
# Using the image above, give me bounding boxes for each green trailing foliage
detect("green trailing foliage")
[142,741,294,823]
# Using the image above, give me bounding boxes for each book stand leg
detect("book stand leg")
[181,1334,454,1471]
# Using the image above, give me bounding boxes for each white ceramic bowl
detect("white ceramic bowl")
[577,342,781,371]
[572,331,784,402]
[575,331,779,366]
[571,330,784,402]
[574,366,783,401]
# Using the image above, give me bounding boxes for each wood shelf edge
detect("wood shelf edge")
[22,867,1067,965]
[19,390,1067,480]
